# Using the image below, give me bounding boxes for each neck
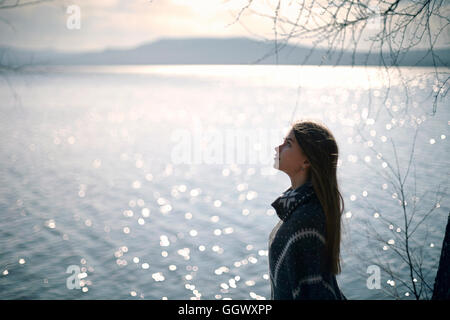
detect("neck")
[289,172,308,190]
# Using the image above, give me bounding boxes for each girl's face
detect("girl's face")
[274,129,309,175]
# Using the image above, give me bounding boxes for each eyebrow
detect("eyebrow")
[284,137,293,143]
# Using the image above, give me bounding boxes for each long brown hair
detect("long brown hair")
[291,120,344,275]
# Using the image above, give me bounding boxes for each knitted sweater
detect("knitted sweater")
[269,180,346,300]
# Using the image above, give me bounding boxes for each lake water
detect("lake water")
[0,65,448,300]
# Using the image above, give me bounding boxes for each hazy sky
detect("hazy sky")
[0,0,448,52]
[0,0,277,52]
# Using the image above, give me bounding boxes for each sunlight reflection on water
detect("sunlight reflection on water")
[0,65,448,300]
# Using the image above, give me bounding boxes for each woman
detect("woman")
[269,120,346,300]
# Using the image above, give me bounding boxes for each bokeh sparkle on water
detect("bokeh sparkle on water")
[0,65,448,299]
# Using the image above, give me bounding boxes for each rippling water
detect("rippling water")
[0,65,448,299]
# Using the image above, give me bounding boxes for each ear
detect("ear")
[303,159,310,169]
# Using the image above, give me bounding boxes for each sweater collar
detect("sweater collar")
[271,180,315,221]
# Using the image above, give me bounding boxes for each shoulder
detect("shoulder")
[284,194,326,235]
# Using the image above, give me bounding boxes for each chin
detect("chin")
[273,159,280,170]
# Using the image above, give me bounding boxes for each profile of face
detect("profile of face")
[273,129,310,176]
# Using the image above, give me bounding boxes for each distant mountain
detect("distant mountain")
[1,37,449,67]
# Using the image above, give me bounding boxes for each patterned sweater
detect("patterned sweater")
[269,180,346,300]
